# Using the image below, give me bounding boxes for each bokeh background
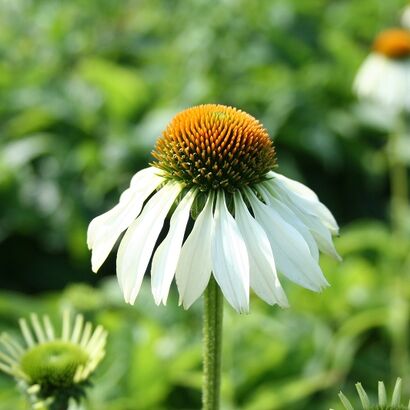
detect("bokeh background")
[1,0,410,409]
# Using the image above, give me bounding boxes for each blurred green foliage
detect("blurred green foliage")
[0,0,410,409]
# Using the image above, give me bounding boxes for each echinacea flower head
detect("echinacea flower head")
[353,29,410,112]
[0,311,107,407]
[88,104,340,313]
[332,378,409,410]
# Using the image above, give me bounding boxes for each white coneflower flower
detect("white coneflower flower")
[354,29,410,112]
[88,104,340,313]
[332,378,409,410]
[0,311,107,406]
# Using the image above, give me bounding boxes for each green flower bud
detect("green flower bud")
[332,378,409,410]
[0,311,107,409]
[20,341,89,388]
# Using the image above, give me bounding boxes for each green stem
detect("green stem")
[202,277,224,410]
[388,132,408,234]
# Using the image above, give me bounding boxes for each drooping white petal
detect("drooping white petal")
[233,192,288,307]
[211,191,249,313]
[265,178,341,261]
[258,185,319,261]
[286,199,341,260]
[268,171,339,234]
[246,188,329,291]
[88,167,164,272]
[267,171,319,200]
[87,167,162,249]
[175,193,214,309]
[116,182,182,304]
[151,189,196,305]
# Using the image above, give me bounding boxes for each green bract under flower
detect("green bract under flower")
[0,311,107,407]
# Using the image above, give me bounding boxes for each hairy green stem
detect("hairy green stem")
[202,277,223,410]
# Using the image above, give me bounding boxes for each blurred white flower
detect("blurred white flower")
[353,29,410,112]
[402,5,410,30]
[88,104,340,313]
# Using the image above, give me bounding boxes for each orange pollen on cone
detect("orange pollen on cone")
[373,29,410,58]
[151,104,276,192]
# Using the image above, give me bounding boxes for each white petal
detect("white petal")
[116,182,182,304]
[87,167,162,248]
[265,179,341,260]
[175,193,214,309]
[151,189,196,305]
[268,171,339,234]
[312,228,342,261]
[211,191,249,313]
[258,184,319,261]
[234,192,288,307]
[88,167,164,272]
[246,188,329,291]
[267,171,318,201]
